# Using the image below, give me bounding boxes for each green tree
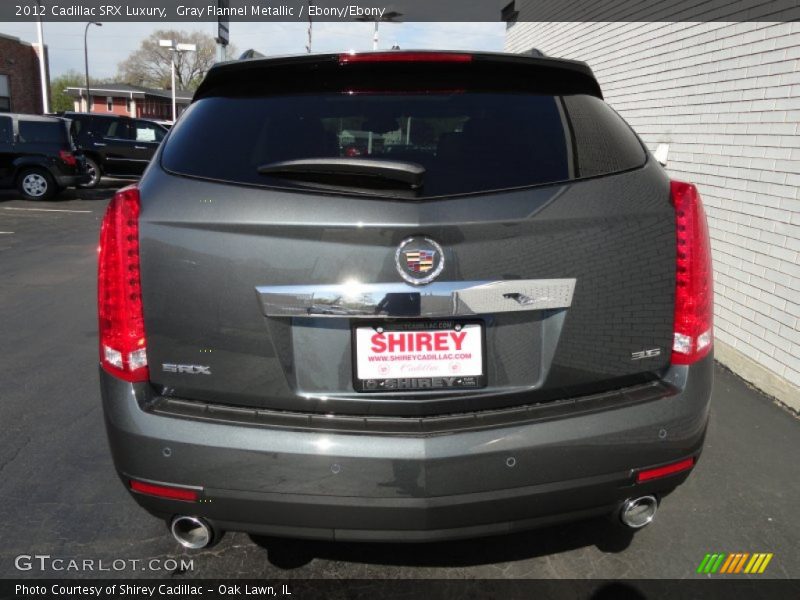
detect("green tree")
[49,70,113,113]
[49,70,84,113]
[117,30,233,91]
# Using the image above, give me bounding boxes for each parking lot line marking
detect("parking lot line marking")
[0,231,14,234]
[2,207,92,214]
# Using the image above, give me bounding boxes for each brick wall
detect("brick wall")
[0,34,44,114]
[506,19,800,405]
[89,96,132,116]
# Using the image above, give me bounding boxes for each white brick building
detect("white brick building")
[505,18,800,410]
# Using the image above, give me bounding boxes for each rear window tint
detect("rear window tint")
[562,96,647,178]
[18,120,66,145]
[163,92,645,197]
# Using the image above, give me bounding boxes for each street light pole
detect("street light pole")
[355,12,403,52]
[305,0,312,53]
[34,0,49,113]
[170,56,177,122]
[159,40,197,123]
[84,22,102,112]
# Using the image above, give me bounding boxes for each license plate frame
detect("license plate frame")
[351,319,487,393]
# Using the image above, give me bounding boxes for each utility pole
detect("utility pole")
[34,0,49,113]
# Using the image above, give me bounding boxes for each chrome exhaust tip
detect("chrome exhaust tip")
[170,516,214,549]
[619,495,658,529]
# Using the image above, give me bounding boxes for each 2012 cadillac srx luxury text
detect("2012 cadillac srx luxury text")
[98,51,714,548]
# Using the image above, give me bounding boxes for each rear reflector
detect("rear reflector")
[129,480,200,502]
[670,181,713,365]
[339,52,473,65]
[97,185,148,382]
[636,457,695,483]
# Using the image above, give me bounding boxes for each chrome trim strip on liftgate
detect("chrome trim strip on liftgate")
[256,279,576,318]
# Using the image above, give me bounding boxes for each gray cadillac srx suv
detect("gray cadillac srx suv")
[98,51,714,548]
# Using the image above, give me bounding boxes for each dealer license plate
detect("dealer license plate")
[353,321,486,392]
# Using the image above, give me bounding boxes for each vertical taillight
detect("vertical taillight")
[98,185,148,382]
[58,150,77,166]
[670,181,713,365]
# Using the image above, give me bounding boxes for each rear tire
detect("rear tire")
[17,168,57,201]
[79,157,101,188]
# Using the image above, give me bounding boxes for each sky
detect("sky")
[1,21,506,80]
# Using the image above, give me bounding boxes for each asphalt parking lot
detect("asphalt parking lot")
[0,185,798,581]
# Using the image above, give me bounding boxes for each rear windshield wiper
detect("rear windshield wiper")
[257,157,425,189]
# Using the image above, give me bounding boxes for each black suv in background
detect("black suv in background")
[63,112,167,188]
[0,113,88,200]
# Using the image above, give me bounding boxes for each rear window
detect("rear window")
[162,92,645,198]
[18,120,67,145]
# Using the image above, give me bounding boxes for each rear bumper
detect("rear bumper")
[101,354,713,542]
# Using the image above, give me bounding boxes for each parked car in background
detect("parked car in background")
[0,113,88,200]
[61,112,167,188]
[98,51,714,549]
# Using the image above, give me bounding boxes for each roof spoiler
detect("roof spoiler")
[197,51,602,99]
